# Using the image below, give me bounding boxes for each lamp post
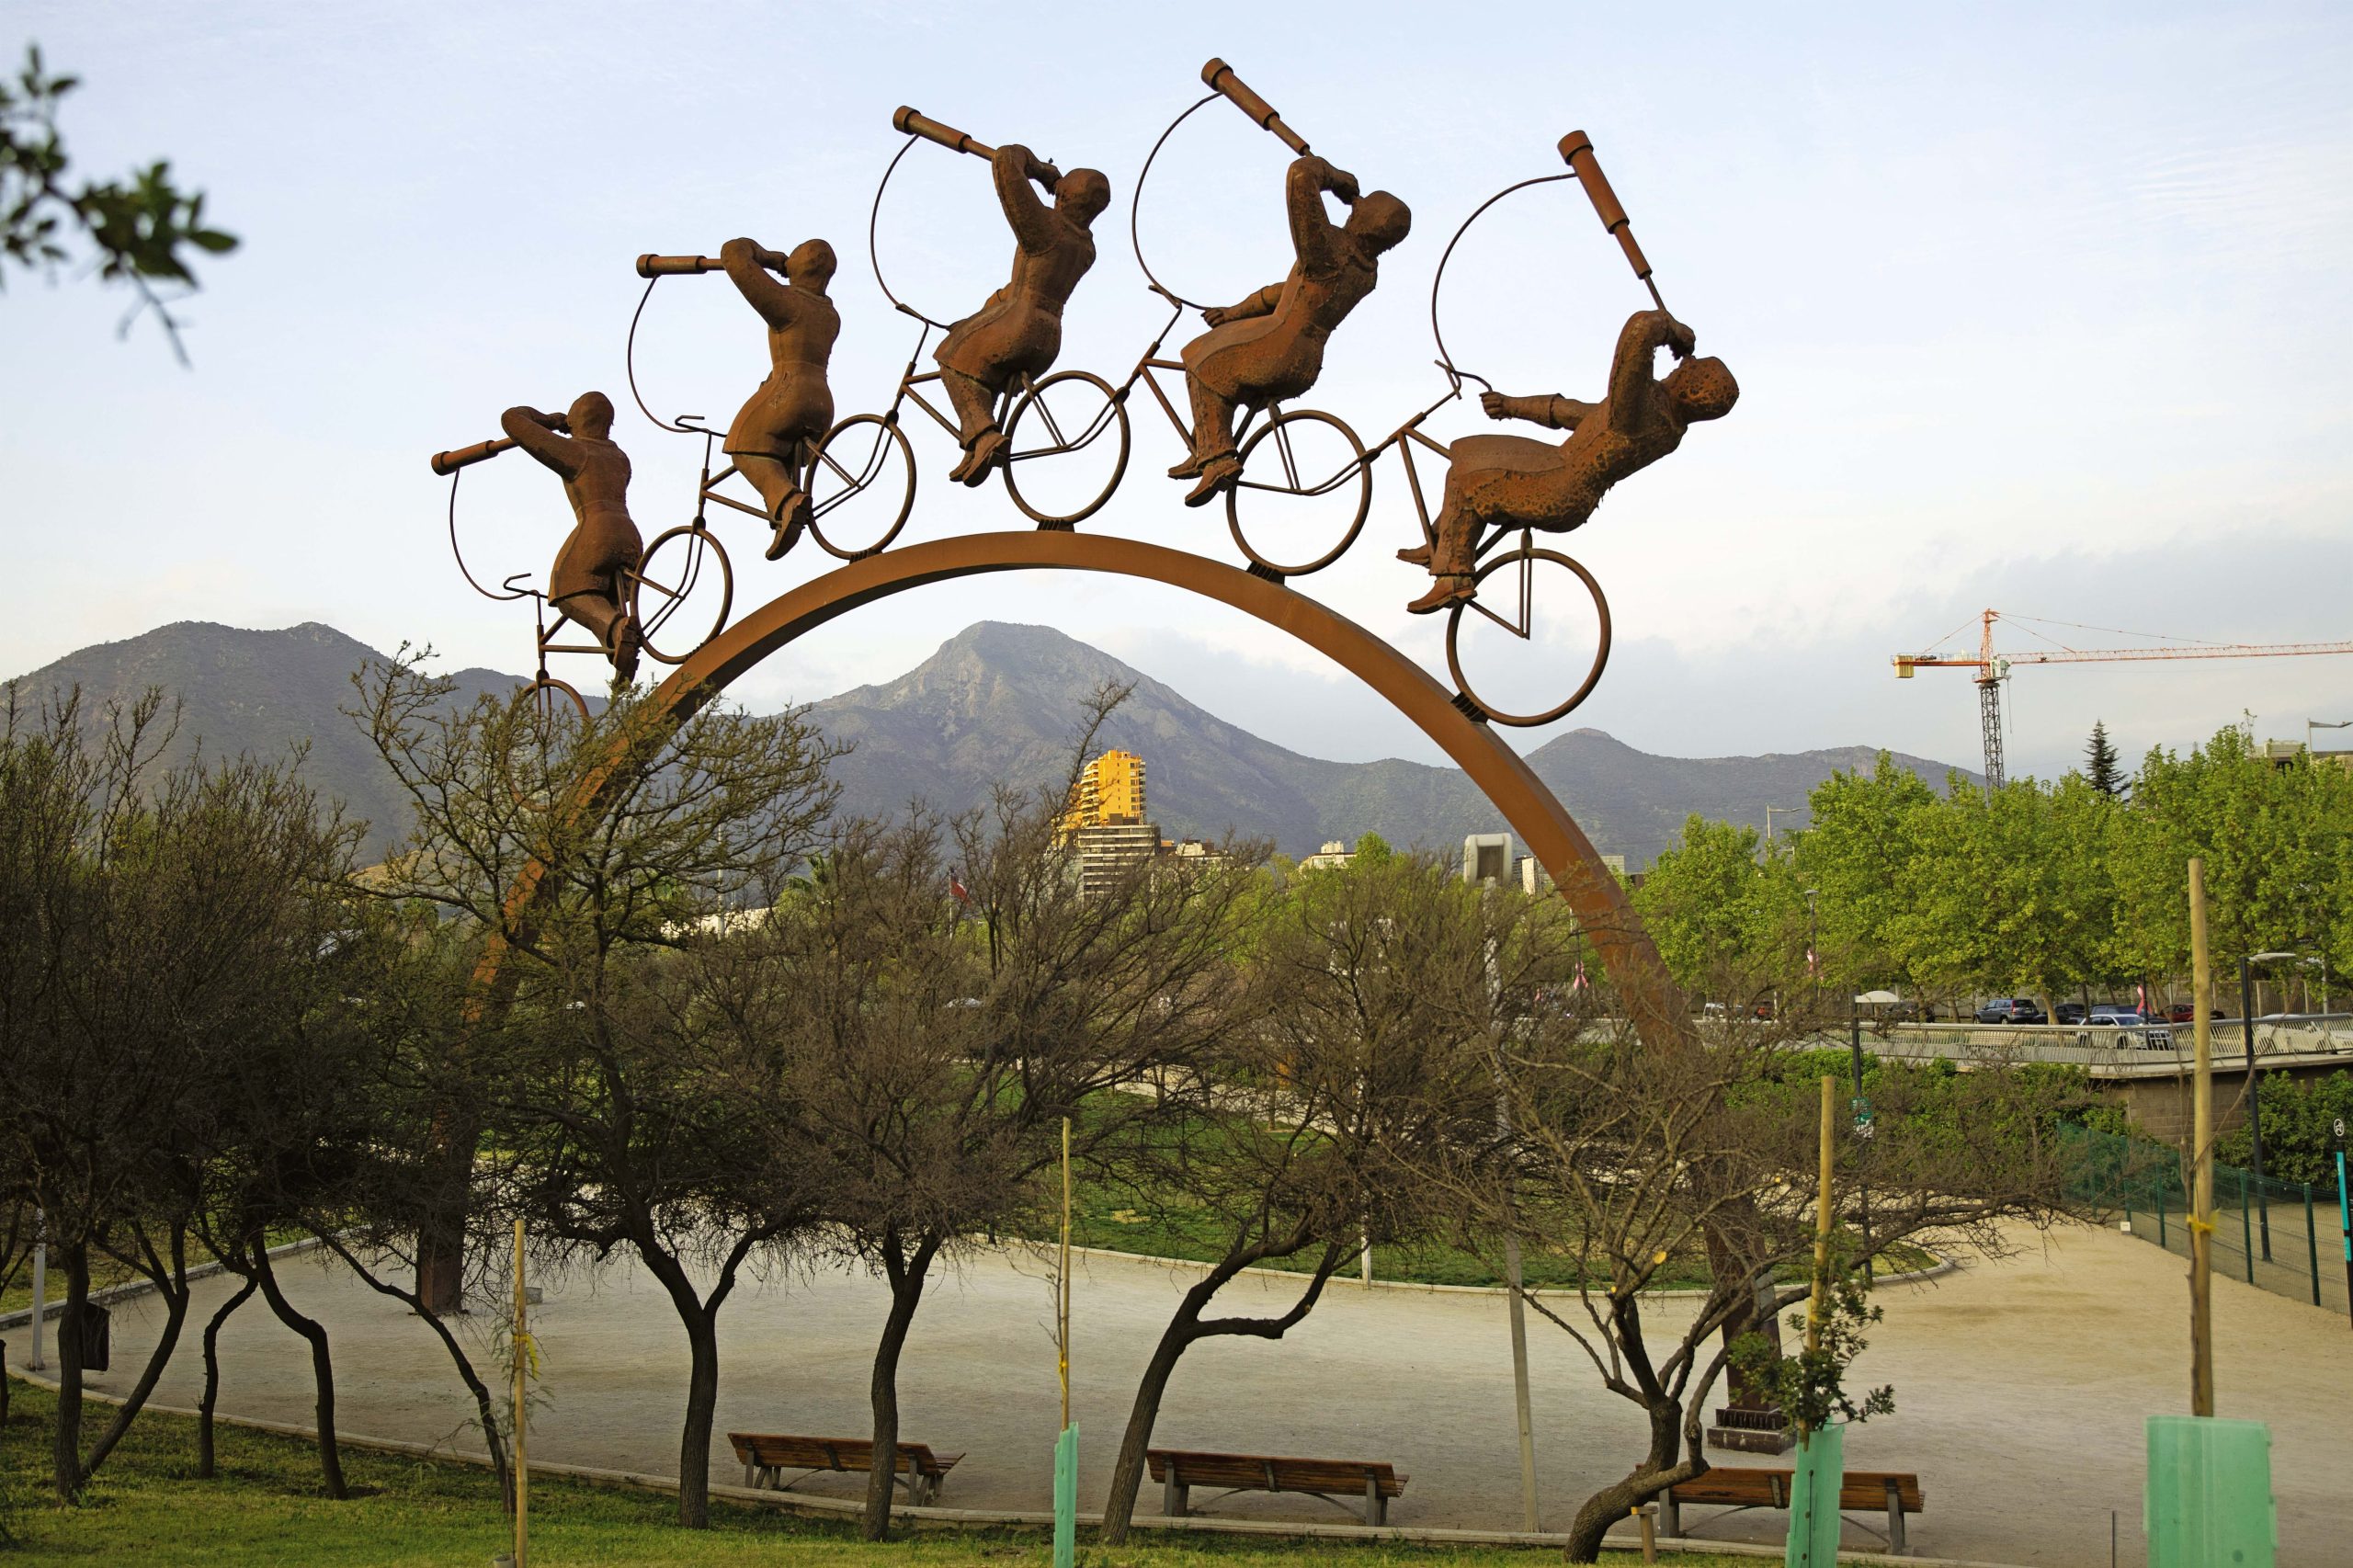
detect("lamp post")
[2306,717,2351,756]
[2240,949,2316,1263]
[1764,805,1800,848]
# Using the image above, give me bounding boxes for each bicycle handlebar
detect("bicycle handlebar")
[1558,131,1654,286]
[1200,59,1310,156]
[636,253,719,278]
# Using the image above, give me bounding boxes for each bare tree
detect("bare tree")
[1434,976,2089,1560]
[0,686,362,1498]
[769,690,1267,1541]
[1097,850,1522,1541]
[355,653,844,1528]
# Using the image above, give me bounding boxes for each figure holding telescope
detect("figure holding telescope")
[893,108,1111,486]
[1169,62,1411,508]
[1398,311,1737,614]
[715,236,841,560]
[499,392,645,679]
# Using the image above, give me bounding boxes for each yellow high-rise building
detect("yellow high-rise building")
[1059,749,1146,835]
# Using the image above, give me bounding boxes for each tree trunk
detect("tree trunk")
[197,1276,258,1479]
[250,1242,346,1498]
[51,1243,88,1501]
[863,1237,938,1541]
[1563,1397,1699,1562]
[675,1307,722,1528]
[1100,1303,1202,1542]
[318,1234,511,1510]
[413,1101,483,1314]
[1101,1238,1339,1544]
[77,1228,192,1482]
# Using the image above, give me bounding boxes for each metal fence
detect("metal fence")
[2068,1125,2351,1318]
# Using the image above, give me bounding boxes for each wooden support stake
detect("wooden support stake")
[514,1217,529,1568]
[2188,859,2214,1417]
[1059,1115,1072,1431]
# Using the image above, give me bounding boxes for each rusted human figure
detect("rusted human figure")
[935,145,1110,486]
[502,392,644,680]
[1399,310,1736,614]
[1168,156,1410,507]
[719,236,841,561]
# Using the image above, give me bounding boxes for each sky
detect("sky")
[5,2,2350,785]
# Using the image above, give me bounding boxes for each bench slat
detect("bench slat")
[1669,1467,1923,1512]
[726,1432,962,1479]
[1147,1449,1406,1499]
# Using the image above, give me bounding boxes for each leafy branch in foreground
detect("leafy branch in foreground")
[2,44,238,361]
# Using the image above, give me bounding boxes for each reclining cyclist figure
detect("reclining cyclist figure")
[502,392,645,681]
[935,143,1111,486]
[718,235,841,561]
[1400,309,1737,614]
[1168,154,1410,508]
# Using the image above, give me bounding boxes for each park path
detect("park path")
[12,1223,2348,1565]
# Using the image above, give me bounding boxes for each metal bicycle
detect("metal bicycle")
[430,430,735,699]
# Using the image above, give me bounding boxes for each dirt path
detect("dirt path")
[15,1222,2347,1564]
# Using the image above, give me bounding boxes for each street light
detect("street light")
[2240,949,2320,1262]
[2306,717,2351,756]
[1764,805,1801,847]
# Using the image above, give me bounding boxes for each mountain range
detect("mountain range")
[6,619,1973,867]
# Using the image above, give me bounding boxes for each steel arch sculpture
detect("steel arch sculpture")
[637,529,1689,1047]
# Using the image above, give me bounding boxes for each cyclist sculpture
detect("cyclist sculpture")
[1399,308,1736,614]
[501,392,645,679]
[1167,63,1409,509]
[715,235,841,561]
[930,130,1112,487]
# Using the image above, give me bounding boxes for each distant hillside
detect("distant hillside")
[804,622,1974,865]
[6,619,1975,866]
[3,621,520,855]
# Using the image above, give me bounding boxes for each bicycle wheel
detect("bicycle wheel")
[806,414,917,560]
[1443,547,1612,726]
[630,524,733,665]
[1225,409,1370,577]
[521,672,591,724]
[1002,369,1131,528]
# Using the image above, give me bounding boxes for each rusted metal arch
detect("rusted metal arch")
[636,529,1688,1050]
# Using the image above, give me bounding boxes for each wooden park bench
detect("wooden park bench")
[1662,1466,1926,1555]
[726,1432,964,1505]
[1148,1448,1407,1526]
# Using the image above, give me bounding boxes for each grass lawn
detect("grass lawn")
[0,1379,1761,1567]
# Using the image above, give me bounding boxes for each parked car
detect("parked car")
[2055,1003,2088,1025]
[2086,1006,2143,1026]
[1882,999,1938,1023]
[1975,998,2048,1024]
[2158,1001,2231,1025]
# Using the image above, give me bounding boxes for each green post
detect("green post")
[2241,1170,2255,1284]
[2306,1183,2322,1307]
[2158,1183,2167,1247]
[2145,1415,2276,1567]
[1783,1423,1844,1567]
[1053,1424,1077,1568]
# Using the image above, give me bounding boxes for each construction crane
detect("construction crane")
[1894,609,2353,788]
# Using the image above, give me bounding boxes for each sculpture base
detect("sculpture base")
[1709,1405,1795,1454]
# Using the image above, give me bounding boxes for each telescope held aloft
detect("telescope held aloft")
[1200,59,1311,156]
[1559,131,1665,312]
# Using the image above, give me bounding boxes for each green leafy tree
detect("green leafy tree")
[2,45,237,359]
[1793,755,1938,993]
[1632,815,1807,1005]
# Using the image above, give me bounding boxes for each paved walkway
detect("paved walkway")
[11,1223,2348,1565]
